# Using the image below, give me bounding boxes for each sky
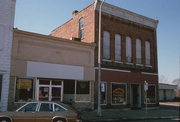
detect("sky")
[14,0,180,84]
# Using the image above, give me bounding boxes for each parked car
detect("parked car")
[0,101,81,122]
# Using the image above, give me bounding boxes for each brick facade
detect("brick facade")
[51,1,159,109]
[51,3,95,44]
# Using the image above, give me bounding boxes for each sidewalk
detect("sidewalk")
[81,106,179,122]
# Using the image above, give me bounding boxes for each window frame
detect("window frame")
[125,36,132,63]
[145,41,151,66]
[144,84,156,104]
[115,34,122,62]
[75,81,91,102]
[79,17,85,39]
[136,39,142,64]
[111,83,127,105]
[103,31,110,60]
[14,77,35,103]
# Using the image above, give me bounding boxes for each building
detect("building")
[159,83,177,101]
[7,29,95,111]
[51,0,159,108]
[0,0,16,111]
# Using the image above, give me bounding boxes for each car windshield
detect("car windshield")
[18,103,38,112]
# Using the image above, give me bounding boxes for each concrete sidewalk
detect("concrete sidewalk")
[81,106,179,122]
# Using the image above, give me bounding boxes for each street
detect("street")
[82,102,180,122]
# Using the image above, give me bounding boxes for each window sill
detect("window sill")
[136,64,143,66]
[145,65,152,67]
[125,62,133,65]
[114,61,123,64]
[102,59,112,62]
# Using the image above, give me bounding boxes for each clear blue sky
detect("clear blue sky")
[14,0,180,84]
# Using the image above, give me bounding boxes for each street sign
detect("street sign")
[144,81,148,91]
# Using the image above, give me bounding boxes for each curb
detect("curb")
[82,116,179,122]
[122,116,179,120]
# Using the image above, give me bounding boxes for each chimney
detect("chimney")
[72,10,79,18]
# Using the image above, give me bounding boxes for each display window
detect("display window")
[111,83,127,104]
[15,78,34,102]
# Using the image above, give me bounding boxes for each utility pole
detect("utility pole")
[97,0,105,116]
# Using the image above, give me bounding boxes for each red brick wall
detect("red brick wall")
[94,11,158,73]
[51,4,95,43]
[95,69,158,84]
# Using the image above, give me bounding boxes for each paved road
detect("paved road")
[82,103,180,122]
[126,118,179,122]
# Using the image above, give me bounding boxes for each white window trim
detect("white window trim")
[103,31,110,60]
[94,67,131,73]
[136,64,143,67]
[100,81,107,105]
[111,82,127,105]
[145,65,152,68]
[144,84,157,104]
[115,34,121,62]
[125,62,133,65]
[114,61,123,64]
[75,80,91,103]
[37,79,63,102]
[102,59,112,62]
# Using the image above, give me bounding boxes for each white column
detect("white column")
[0,0,16,111]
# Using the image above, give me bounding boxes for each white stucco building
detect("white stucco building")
[0,0,16,111]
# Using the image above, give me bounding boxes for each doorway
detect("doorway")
[37,79,63,102]
[130,84,141,108]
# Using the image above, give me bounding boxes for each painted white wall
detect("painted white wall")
[27,61,84,80]
[0,0,16,111]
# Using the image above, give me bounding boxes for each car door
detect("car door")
[13,103,38,122]
[35,103,55,122]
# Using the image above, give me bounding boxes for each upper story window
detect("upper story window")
[126,36,132,63]
[103,31,110,60]
[79,18,85,39]
[115,34,121,62]
[145,41,151,66]
[136,39,142,64]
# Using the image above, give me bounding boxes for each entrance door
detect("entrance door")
[37,79,63,102]
[131,84,141,108]
[52,87,61,102]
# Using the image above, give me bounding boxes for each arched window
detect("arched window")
[126,36,132,63]
[103,31,110,60]
[79,18,84,39]
[115,34,121,61]
[145,41,151,65]
[136,39,142,64]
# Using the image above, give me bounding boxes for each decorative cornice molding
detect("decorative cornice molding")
[95,2,158,29]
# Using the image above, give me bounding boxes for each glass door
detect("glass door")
[52,87,61,102]
[37,79,63,102]
[39,87,49,101]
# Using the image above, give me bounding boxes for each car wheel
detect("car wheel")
[0,117,11,122]
[53,118,66,122]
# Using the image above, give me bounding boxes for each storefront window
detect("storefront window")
[76,81,89,94]
[15,78,34,102]
[0,75,2,100]
[112,83,127,104]
[75,81,90,102]
[147,85,156,103]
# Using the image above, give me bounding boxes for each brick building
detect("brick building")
[51,0,159,109]
[8,29,95,111]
